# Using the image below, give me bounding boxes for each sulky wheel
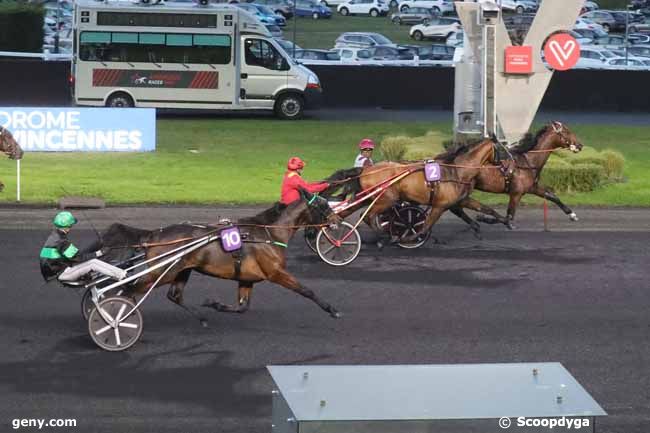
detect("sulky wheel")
[88,296,143,352]
[81,286,123,320]
[389,205,431,249]
[304,227,318,253]
[316,221,361,266]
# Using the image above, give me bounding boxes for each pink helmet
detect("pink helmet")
[287,156,305,170]
[358,138,375,150]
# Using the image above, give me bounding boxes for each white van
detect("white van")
[72,0,321,119]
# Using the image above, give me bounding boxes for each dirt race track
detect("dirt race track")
[0,206,648,433]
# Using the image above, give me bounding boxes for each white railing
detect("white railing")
[0,51,72,61]
[296,58,456,67]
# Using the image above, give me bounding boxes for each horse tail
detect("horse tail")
[322,167,362,198]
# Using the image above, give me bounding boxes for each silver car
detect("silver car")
[391,7,435,25]
[334,32,395,48]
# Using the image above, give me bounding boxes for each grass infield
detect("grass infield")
[0,119,647,206]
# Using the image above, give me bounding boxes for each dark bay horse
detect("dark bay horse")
[98,190,343,324]
[343,136,501,241]
[455,121,584,227]
[0,126,24,192]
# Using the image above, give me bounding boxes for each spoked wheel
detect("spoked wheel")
[316,221,361,266]
[389,205,431,249]
[304,227,319,253]
[88,296,143,352]
[81,286,123,320]
[374,210,392,233]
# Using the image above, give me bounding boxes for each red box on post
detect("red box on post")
[504,45,533,74]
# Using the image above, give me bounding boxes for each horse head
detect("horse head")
[0,127,24,160]
[549,121,583,153]
[298,189,340,227]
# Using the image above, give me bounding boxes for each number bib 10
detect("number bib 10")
[221,226,242,252]
[424,161,441,182]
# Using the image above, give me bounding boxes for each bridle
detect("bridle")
[305,193,335,224]
[550,121,577,150]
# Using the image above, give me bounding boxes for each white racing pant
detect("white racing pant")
[58,259,127,282]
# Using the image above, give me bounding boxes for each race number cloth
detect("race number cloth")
[221,226,242,252]
[424,161,441,182]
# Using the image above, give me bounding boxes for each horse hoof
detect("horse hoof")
[569,212,579,222]
[330,310,342,319]
[200,319,208,328]
[376,241,384,250]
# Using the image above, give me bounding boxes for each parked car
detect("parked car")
[332,47,374,62]
[247,0,294,18]
[580,10,617,33]
[574,27,609,41]
[604,10,646,33]
[294,0,332,18]
[568,30,594,46]
[294,49,341,61]
[397,0,454,15]
[334,32,395,48]
[631,0,650,9]
[575,17,606,33]
[265,24,283,37]
[337,0,389,17]
[581,1,599,13]
[409,17,461,41]
[627,44,650,57]
[589,34,628,49]
[318,0,347,6]
[391,7,435,25]
[416,43,454,60]
[252,4,287,25]
[575,47,618,68]
[368,44,415,60]
[275,38,301,54]
[235,3,286,25]
[605,56,650,69]
[629,33,650,44]
[499,0,538,14]
[446,29,463,47]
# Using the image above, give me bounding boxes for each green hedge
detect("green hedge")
[541,147,626,193]
[0,2,44,52]
[380,131,447,161]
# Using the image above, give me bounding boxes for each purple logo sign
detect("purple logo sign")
[221,226,242,252]
[425,162,441,182]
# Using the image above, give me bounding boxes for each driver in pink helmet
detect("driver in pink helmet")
[354,138,375,168]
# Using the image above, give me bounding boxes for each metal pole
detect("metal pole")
[54,0,61,54]
[625,0,630,66]
[292,0,297,58]
[16,159,20,203]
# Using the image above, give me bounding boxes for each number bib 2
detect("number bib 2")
[221,226,242,252]
[424,161,441,182]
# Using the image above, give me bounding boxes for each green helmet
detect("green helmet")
[53,211,77,228]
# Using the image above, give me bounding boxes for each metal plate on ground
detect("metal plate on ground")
[268,363,606,433]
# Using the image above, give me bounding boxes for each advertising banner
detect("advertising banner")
[0,107,156,152]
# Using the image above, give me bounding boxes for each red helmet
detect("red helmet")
[358,138,375,150]
[287,156,305,171]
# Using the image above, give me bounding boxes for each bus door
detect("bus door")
[240,37,289,108]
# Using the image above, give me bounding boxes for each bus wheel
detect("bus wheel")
[274,93,304,120]
[106,92,134,108]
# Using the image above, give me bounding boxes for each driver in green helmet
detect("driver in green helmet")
[39,211,127,282]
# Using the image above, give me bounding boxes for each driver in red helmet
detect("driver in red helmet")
[354,138,375,168]
[280,157,330,205]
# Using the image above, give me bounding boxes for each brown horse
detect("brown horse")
[342,136,501,241]
[0,126,24,192]
[454,121,583,227]
[98,190,343,325]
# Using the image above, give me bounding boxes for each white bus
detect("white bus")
[72,0,322,119]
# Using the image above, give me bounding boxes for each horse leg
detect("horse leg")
[458,197,513,230]
[166,269,208,327]
[506,192,525,227]
[530,184,578,222]
[268,269,341,319]
[202,282,253,314]
[449,205,482,239]
[0,180,4,192]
